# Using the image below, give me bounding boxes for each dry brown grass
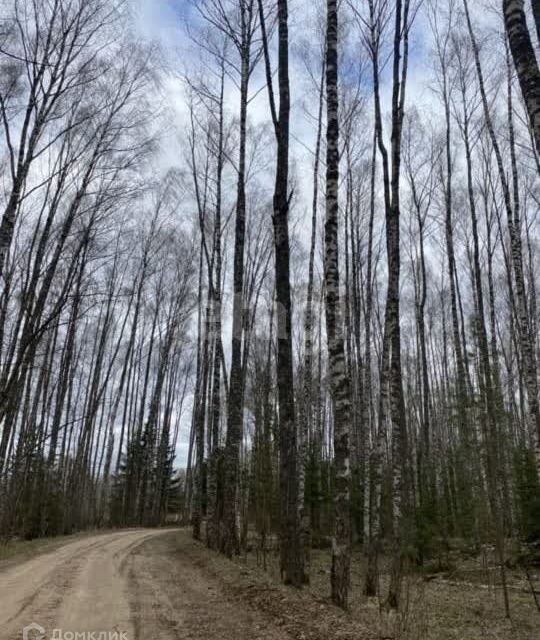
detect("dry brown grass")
[235,537,540,640]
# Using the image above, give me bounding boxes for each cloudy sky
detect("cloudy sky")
[130,0,468,188]
[129,0,504,467]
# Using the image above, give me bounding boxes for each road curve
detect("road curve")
[0,529,172,640]
[0,529,294,640]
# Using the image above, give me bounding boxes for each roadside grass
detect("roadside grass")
[0,529,107,564]
[0,526,180,565]
[228,531,540,640]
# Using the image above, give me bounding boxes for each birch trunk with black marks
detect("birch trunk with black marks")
[263,0,304,586]
[221,3,253,558]
[384,0,411,610]
[324,0,352,610]
[502,0,540,155]
[206,61,225,552]
[300,48,325,585]
[464,0,540,473]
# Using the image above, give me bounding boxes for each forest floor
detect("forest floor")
[0,528,538,640]
[236,536,540,640]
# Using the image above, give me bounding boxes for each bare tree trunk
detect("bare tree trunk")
[324,0,352,609]
[222,2,254,557]
[502,0,540,155]
[300,44,325,586]
[464,0,540,473]
[363,132,379,598]
[206,62,225,551]
[259,0,304,586]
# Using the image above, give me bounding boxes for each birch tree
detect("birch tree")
[324,0,353,610]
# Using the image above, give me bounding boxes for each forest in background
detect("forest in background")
[0,0,539,616]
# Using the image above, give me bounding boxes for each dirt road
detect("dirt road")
[0,529,294,640]
[2,527,537,640]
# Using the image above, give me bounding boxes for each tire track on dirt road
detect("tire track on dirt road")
[0,529,171,640]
